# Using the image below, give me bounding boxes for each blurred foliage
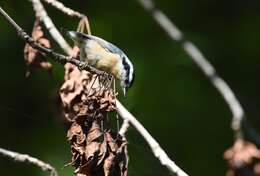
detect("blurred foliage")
[1,0,260,175]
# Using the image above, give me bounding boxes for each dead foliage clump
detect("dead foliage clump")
[224,138,260,176]
[59,58,128,176]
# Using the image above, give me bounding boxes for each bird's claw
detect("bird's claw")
[78,63,88,71]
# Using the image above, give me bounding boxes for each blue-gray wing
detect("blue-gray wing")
[85,34,125,55]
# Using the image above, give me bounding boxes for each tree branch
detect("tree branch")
[137,0,244,134]
[0,147,57,176]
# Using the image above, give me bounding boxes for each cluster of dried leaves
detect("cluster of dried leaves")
[224,138,260,176]
[24,20,52,76]
[59,57,128,176]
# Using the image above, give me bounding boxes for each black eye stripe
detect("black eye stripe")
[122,55,135,89]
[122,56,130,82]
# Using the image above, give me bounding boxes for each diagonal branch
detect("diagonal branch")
[137,0,244,134]
[0,147,57,176]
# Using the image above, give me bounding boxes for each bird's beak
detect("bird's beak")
[123,87,127,97]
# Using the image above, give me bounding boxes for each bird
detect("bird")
[66,31,135,95]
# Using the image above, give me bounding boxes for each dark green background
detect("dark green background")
[1,0,260,175]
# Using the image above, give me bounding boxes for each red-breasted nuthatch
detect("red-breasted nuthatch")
[67,31,134,95]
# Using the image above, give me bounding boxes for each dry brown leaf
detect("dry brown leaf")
[24,20,52,74]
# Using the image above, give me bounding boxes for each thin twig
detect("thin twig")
[42,0,84,18]
[0,6,104,75]
[116,100,189,176]
[137,0,244,134]
[41,0,91,34]
[0,147,57,176]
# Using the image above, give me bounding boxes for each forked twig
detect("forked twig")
[0,4,189,176]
